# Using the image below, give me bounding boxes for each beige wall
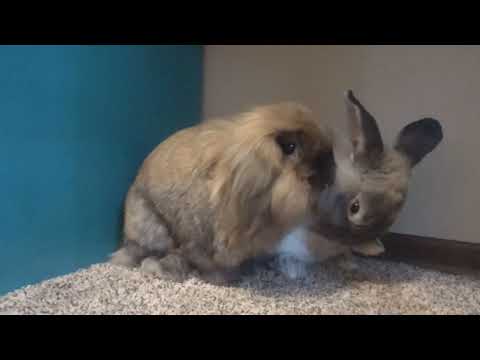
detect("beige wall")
[203,45,480,243]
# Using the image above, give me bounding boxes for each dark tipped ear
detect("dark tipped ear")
[344,90,384,165]
[394,118,443,167]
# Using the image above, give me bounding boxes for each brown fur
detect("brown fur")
[111,102,333,284]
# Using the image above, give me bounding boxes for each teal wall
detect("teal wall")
[0,45,203,295]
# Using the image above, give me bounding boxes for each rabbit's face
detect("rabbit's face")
[312,90,443,245]
[208,102,336,257]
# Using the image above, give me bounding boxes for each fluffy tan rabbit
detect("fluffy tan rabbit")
[276,90,444,278]
[111,102,335,284]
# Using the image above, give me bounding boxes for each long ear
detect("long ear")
[211,139,278,237]
[344,90,384,166]
[394,118,443,167]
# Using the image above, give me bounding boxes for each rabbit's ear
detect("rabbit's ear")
[394,118,443,167]
[343,90,384,166]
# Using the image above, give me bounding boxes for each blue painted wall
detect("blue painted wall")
[0,45,203,295]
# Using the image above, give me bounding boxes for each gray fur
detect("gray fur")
[312,90,443,246]
[395,117,444,167]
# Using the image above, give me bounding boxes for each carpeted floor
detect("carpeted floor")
[1,258,479,315]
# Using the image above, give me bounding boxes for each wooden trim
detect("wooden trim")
[378,232,480,277]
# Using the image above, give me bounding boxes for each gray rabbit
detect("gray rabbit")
[276,90,444,278]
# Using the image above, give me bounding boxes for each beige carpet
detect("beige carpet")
[1,258,479,315]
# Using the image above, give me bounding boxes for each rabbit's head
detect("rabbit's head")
[207,102,337,262]
[311,90,443,245]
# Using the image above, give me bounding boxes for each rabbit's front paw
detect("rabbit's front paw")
[141,253,191,282]
[351,239,385,256]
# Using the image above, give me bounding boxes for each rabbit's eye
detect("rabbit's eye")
[281,142,296,155]
[276,134,298,156]
[350,200,360,215]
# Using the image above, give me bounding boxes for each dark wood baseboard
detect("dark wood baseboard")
[378,233,480,277]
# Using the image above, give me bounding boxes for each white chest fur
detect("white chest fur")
[276,226,348,279]
[275,227,313,279]
[277,227,313,262]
